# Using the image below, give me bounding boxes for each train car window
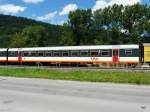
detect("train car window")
[101,50,109,56]
[80,50,89,57]
[9,51,18,57]
[31,51,37,57]
[90,50,99,57]
[62,51,69,57]
[0,52,2,56]
[125,49,132,55]
[23,51,31,57]
[23,51,28,57]
[23,51,29,57]
[38,51,45,57]
[53,51,60,57]
[45,51,52,57]
[22,51,28,57]
[71,51,79,57]
[0,51,6,56]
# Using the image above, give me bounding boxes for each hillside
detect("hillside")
[0,14,62,47]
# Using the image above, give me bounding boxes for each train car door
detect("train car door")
[18,48,22,63]
[113,49,119,63]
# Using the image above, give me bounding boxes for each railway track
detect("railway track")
[0,65,150,72]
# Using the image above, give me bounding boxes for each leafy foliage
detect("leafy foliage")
[10,25,49,47]
[1,4,150,48]
[60,9,97,45]
[0,14,62,48]
[60,4,150,45]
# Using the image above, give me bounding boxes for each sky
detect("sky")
[0,0,149,25]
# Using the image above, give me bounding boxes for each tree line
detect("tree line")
[1,3,150,48]
[60,3,150,46]
[0,14,62,48]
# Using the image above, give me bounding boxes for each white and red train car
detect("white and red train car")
[0,44,139,65]
[0,48,7,62]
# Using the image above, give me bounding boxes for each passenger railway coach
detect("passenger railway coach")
[0,44,140,66]
[0,48,7,62]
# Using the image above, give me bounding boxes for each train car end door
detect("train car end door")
[18,48,22,63]
[113,49,119,64]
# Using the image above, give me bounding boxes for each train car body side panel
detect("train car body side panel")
[0,57,7,62]
[119,57,139,63]
[8,57,112,63]
[6,44,139,64]
[0,49,7,62]
[7,57,139,64]
[144,46,150,62]
[143,43,150,63]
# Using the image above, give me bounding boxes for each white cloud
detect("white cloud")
[0,4,26,15]
[36,11,57,21]
[93,0,108,11]
[59,4,78,16]
[92,0,141,12]
[23,0,44,4]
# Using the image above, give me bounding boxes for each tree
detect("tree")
[60,24,75,46]
[9,33,26,48]
[9,25,49,48]
[60,9,97,45]
[93,4,124,44]
[0,14,62,48]
[93,4,150,44]
[110,27,122,44]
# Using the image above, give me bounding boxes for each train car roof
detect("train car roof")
[8,44,139,51]
[0,48,7,51]
[143,43,150,46]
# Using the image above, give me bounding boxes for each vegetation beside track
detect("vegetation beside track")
[0,67,150,85]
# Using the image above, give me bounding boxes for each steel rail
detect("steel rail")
[0,65,150,72]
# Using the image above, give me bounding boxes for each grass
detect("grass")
[0,67,150,85]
